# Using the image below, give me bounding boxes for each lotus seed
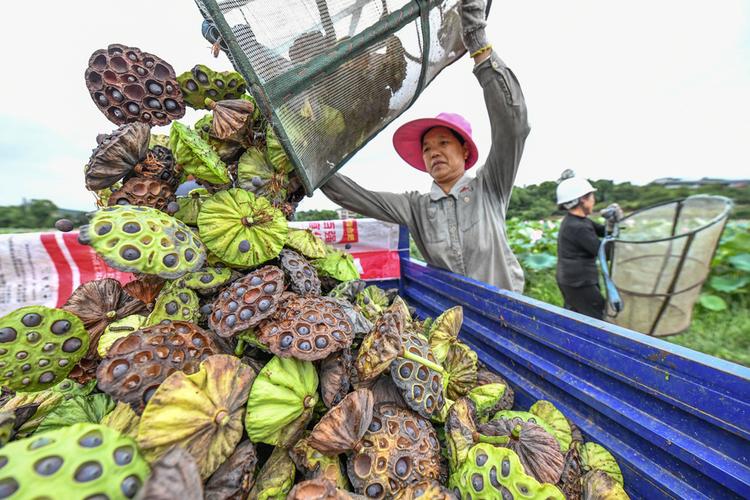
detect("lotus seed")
[62,338,83,353]
[22,313,42,327]
[79,431,104,448]
[74,461,103,482]
[39,371,56,384]
[238,240,251,253]
[121,475,142,498]
[184,249,195,262]
[298,340,312,351]
[165,301,178,315]
[114,446,134,466]
[239,309,253,321]
[315,337,328,348]
[50,320,71,335]
[123,222,140,233]
[0,328,16,343]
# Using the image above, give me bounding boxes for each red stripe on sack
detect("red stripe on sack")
[40,233,73,307]
[350,250,401,280]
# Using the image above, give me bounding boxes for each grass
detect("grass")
[0,228,47,234]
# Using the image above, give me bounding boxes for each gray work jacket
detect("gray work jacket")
[322,52,530,293]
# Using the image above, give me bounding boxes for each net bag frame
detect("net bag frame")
[194,0,492,195]
[604,195,732,337]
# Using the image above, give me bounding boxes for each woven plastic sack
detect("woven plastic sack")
[194,0,489,194]
[603,195,732,336]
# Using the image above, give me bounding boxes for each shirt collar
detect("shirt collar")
[429,173,473,201]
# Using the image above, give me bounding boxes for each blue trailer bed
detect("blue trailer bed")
[387,228,750,499]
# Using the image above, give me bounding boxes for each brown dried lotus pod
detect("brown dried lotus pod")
[558,444,583,500]
[204,440,258,500]
[477,418,565,484]
[309,388,374,455]
[123,275,165,310]
[319,349,352,408]
[258,296,354,361]
[206,97,255,140]
[390,330,446,420]
[208,265,285,338]
[392,479,458,500]
[347,403,442,498]
[85,122,151,190]
[279,248,322,297]
[85,43,186,126]
[569,417,584,445]
[354,311,404,385]
[67,358,100,385]
[108,176,175,210]
[135,446,204,500]
[287,478,357,500]
[130,145,181,190]
[369,375,408,409]
[96,321,218,413]
[290,434,349,488]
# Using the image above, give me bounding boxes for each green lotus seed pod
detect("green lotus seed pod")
[248,445,296,500]
[427,306,463,364]
[174,187,210,227]
[146,284,200,325]
[355,286,389,322]
[78,205,206,279]
[582,469,629,499]
[448,443,564,499]
[198,188,288,269]
[169,121,230,185]
[312,250,360,282]
[286,228,328,259]
[180,267,233,292]
[177,65,247,110]
[265,125,295,175]
[580,442,624,486]
[443,342,478,401]
[530,400,573,453]
[0,422,150,499]
[0,306,89,392]
[98,315,147,357]
[237,147,289,203]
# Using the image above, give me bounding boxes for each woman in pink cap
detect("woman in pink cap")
[322,0,529,293]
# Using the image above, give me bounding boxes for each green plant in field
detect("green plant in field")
[506,218,560,272]
[699,221,750,311]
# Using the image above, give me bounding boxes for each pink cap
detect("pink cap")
[392,112,479,171]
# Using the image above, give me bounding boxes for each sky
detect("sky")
[0,0,748,212]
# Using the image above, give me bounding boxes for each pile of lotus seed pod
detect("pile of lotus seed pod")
[0,43,629,500]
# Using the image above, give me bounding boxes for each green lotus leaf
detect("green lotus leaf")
[428,306,463,364]
[313,250,360,282]
[467,383,510,420]
[169,121,230,185]
[247,445,296,500]
[146,283,200,325]
[35,393,115,434]
[180,266,234,291]
[78,205,206,278]
[97,315,146,357]
[174,187,210,226]
[0,380,78,437]
[177,65,247,110]
[443,342,478,400]
[582,469,629,499]
[286,228,328,259]
[245,356,318,446]
[237,147,289,203]
[137,355,255,479]
[530,400,573,453]
[580,442,624,486]
[198,188,288,268]
[491,410,557,438]
[265,125,295,175]
[0,305,89,392]
[0,423,150,499]
[449,443,564,499]
[100,401,140,439]
[194,114,245,162]
[355,285,389,322]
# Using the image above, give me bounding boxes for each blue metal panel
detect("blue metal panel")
[397,257,750,500]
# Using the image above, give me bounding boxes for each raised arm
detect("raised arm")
[320,173,414,226]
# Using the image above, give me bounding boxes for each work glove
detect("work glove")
[459,0,489,54]
[601,203,624,222]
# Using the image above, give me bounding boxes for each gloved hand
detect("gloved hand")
[459,0,489,54]
[601,203,624,222]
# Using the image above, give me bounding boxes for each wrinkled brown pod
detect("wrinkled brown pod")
[85,122,151,190]
[392,479,458,500]
[278,248,322,297]
[319,348,352,408]
[558,445,583,500]
[108,176,175,211]
[354,311,404,385]
[135,446,203,500]
[309,388,374,455]
[123,275,165,310]
[204,440,258,500]
[287,478,357,500]
[129,145,181,190]
[206,98,255,141]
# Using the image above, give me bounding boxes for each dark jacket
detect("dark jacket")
[556,213,605,287]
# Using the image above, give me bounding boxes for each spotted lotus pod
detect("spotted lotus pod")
[247,445,296,500]
[579,442,624,486]
[96,321,218,413]
[442,342,477,401]
[108,176,175,211]
[129,145,181,189]
[290,435,350,489]
[177,65,247,110]
[278,249,322,297]
[313,250,360,282]
[392,479,458,500]
[136,355,255,478]
[287,478,355,500]
[85,43,185,126]
[308,389,374,455]
[0,422,150,499]
[78,206,206,279]
[180,266,234,292]
[448,443,565,500]
[354,311,404,385]
[330,297,373,341]
[208,265,285,338]
[582,469,629,500]
[445,397,479,472]
[245,356,318,447]
[319,349,352,408]
[174,187,210,227]
[258,296,353,361]
[97,315,147,357]
[146,284,200,325]
[100,401,140,440]
[390,331,446,420]
[198,189,288,268]
[85,122,151,190]
[286,228,328,259]
[169,121,230,185]
[490,411,557,438]
[355,286,389,322]
[530,400,573,454]
[557,444,583,500]
[347,403,442,498]
[0,306,89,392]
[427,306,463,365]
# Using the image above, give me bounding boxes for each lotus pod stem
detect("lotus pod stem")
[401,348,445,374]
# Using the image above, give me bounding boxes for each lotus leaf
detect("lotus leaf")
[328,280,367,302]
[448,443,564,500]
[204,440,258,500]
[290,435,350,489]
[136,355,255,478]
[355,285,389,322]
[313,250,360,282]
[177,65,247,110]
[169,121,230,185]
[198,188,288,268]
[35,393,115,434]
[245,356,318,447]
[467,383,510,420]
[174,187,210,226]
[97,314,146,357]
[309,388,374,455]
[78,206,206,278]
[287,228,328,259]
[85,122,151,190]
[146,283,200,325]
[428,306,463,364]
[442,342,477,400]
[136,446,204,500]
[0,422,150,499]
[101,401,140,439]
[0,305,89,392]
[248,445,296,500]
[580,442,624,486]
[530,400,573,453]
[582,469,629,500]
